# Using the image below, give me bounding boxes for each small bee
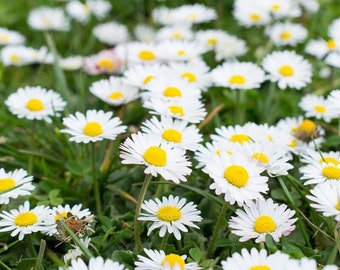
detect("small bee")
[54,211,95,247]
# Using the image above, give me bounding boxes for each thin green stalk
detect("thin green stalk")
[29,234,37,257]
[235,90,245,125]
[263,82,276,124]
[46,248,64,266]
[28,120,36,175]
[0,260,11,270]
[34,239,46,270]
[160,232,169,251]
[91,142,102,216]
[134,174,153,252]
[259,242,265,250]
[207,201,228,258]
[327,223,340,264]
[277,176,312,248]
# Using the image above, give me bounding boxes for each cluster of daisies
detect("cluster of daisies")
[1,0,340,269]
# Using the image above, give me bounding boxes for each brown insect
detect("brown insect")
[54,211,95,247]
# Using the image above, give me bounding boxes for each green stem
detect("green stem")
[28,234,37,257]
[91,142,102,216]
[235,90,244,125]
[277,176,312,248]
[207,201,228,258]
[134,174,153,252]
[160,232,169,251]
[0,260,11,270]
[327,223,340,264]
[46,248,64,266]
[259,242,265,250]
[34,239,46,270]
[263,82,276,124]
[28,120,36,175]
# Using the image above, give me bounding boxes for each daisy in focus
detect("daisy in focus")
[92,21,129,45]
[138,195,202,240]
[221,248,291,270]
[119,132,192,183]
[0,168,35,204]
[5,86,66,122]
[66,0,112,23]
[0,27,25,45]
[89,76,139,106]
[307,181,340,221]
[299,94,336,122]
[262,50,312,90]
[135,248,201,270]
[229,198,297,242]
[62,256,127,270]
[61,110,127,143]
[141,116,202,151]
[0,201,52,240]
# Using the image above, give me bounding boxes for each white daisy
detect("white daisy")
[221,248,291,270]
[27,6,70,31]
[233,0,271,28]
[214,34,248,61]
[0,27,25,45]
[300,159,340,185]
[143,97,207,124]
[329,18,340,41]
[59,55,83,71]
[5,85,66,122]
[172,4,217,25]
[202,152,269,206]
[0,201,52,240]
[89,76,139,106]
[0,168,35,204]
[263,0,302,19]
[152,7,177,26]
[265,22,307,47]
[92,21,129,45]
[195,29,231,50]
[64,256,127,270]
[229,198,297,242]
[155,26,194,41]
[325,51,340,68]
[135,248,201,270]
[61,110,127,144]
[63,237,91,264]
[295,0,319,13]
[307,181,340,221]
[305,38,340,59]
[262,50,312,90]
[299,94,336,122]
[83,49,123,75]
[211,62,265,90]
[139,195,202,240]
[134,24,156,43]
[119,132,192,183]
[66,0,112,23]
[141,116,202,151]
[326,89,340,117]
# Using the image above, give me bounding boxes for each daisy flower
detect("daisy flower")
[0,27,25,45]
[295,0,319,13]
[299,94,336,122]
[265,22,307,47]
[300,148,340,166]
[66,0,112,23]
[64,256,127,270]
[155,26,194,41]
[143,97,207,124]
[307,181,340,221]
[221,248,291,270]
[214,34,248,61]
[325,51,340,68]
[305,38,340,59]
[27,6,70,31]
[89,76,139,106]
[59,55,83,71]
[263,0,302,19]
[0,201,52,240]
[211,62,265,90]
[300,159,340,185]
[229,198,297,242]
[63,237,91,264]
[202,152,269,206]
[326,89,340,117]
[329,18,340,41]
[5,86,66,122]
[152,7,176,26]
[139,195,202,240]
[141,116,202,151]
[0,168,35,204]
[92,21,129,45]
[120,132,191,183]
[172,4,217,25]
[233,0,271,28]
[83,49,123,75]
[262,50,312,90]
[134,24,156,43]
[61,110,126,144]
[195,29,231,50]
[135,248,201,270]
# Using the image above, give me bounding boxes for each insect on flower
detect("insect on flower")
[54,211,95,247]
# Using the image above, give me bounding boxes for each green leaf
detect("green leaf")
[48,189,60,199]
[16,258,36,270]
[111,250,135,267]
[265,234,278,253]
[189,247,203,262]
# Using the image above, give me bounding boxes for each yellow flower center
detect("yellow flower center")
[83,4,91,13]
[14,212,38,227]
[224,165,249,187]
[108,91,124,100]
[229,75,246,85]
[143,75,155,84]
[163,87,182,98]
[162,254,185,270]
[254,215,276,233]
[230,134,251,144]
[10,54,21,62]
[181,72,196,82]
[279,65,294,77]
[271,4,280,11]
[54,211,68,222]
[143,146,167,166]
[97,58,114,71]
[321,157,340,165]
[188,13,197,20]
[0,34,9,43]
[168,105,184,117]
[280,31,291,40]
[322,166,340,179]
[298,119,316,133]
[250,13,261,21]
[252,152,269,164]
[207,38,217,45]
[138,50,155,61]
[249,265,271,270]
[178,50,186,56]
[0,178,15,192]
[157,206,181,222]
[335,199,340,211]
[327,39,336,50]
[314,105,326,113]
[26,98,44,111]
[172,32,183,39]
[162,129,182,143]
[289,139,297,148]
[83,122,103,137]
